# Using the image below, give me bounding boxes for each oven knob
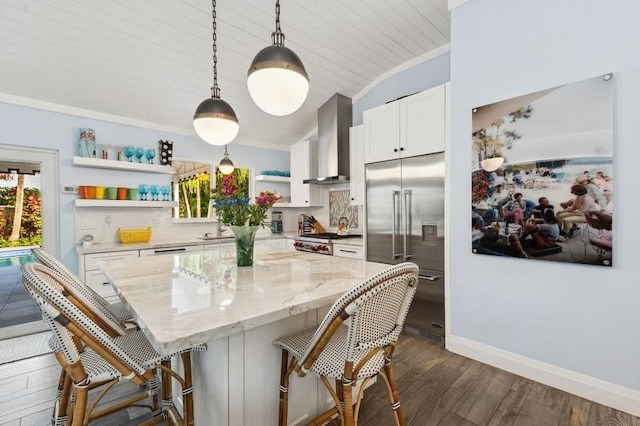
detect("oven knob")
[322,245,328,251]
[312,245,318,251]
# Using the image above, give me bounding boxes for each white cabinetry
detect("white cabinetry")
[139,245,203,257]
[364,84,446,164]
[290,140,322,207]
[349,125,365,206]
[80,250,139,303]
[332,244,364,260]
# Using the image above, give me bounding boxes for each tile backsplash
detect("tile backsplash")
[329,190,358,228]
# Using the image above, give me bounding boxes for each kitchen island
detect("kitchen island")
[100,246,390,426]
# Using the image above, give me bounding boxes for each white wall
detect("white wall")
[449,0,640,414]
[0,102,289,271]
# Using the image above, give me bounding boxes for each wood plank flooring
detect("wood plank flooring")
[1,332,638,425]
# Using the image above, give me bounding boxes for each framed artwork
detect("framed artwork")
[471,74,613,266]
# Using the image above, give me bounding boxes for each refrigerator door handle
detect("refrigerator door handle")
[418,275,441,281]
[404,189,413,260]
[392,190,402,259]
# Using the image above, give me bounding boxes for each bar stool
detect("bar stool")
[273,262,419,426]
[22,262,202,425]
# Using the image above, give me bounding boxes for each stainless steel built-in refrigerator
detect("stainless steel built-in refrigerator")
[366,152,445,340]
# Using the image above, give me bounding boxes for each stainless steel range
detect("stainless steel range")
[293,233,359,255]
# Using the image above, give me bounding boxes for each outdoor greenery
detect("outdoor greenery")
[178,172,212,218]
[0,185,42,247]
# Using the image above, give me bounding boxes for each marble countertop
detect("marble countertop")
[100,247,389,355]
[76,233,295,255]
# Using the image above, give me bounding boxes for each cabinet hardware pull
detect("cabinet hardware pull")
[339,249,357,254]
[154,248,187,254]
[418,275,440,281]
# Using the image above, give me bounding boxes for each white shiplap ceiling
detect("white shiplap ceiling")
[0,0,450,151]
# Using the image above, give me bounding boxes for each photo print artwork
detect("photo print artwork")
[471,74,613,266]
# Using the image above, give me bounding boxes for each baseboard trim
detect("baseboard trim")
[447,335,640,418]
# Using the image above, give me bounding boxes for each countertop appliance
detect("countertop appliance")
[293,233,361,256]
[366,152,445,341]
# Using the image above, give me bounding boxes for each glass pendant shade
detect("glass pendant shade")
[247,45,309,116]
[480,157,504,172]
[193,97,239,146]
[218,145,235,175]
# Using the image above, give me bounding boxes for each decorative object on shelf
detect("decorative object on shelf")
[124,145,136,162]
[138,184,149,201]
[229,225,259,267]
[247,0,309,116]
[127,187,138,201]
[134,146,145,163]
[94,186,105,200]
[159,140,173,165]
[145,148,156,164]
[78,128,96,158]
[106,187,117,200]
[117,187,128,200]
[218,145,235,175]
[259,170,290,177]
[212,172,281,266]
[118,227,152,244]
[193,0,239,146]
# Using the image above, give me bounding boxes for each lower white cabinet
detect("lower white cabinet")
[80,250,139,303]
[139,245,203,257]
[332,244,364,260]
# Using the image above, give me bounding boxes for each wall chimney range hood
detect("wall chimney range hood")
[303,93,352,185]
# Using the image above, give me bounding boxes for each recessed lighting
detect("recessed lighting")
[472,108,478,113]
[603,73,613,81]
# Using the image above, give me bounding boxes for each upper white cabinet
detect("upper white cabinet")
[364,84,446,164]
[290,140,322,207]
[349,125,365,206]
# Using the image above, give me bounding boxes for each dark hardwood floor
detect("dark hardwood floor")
[355,332,639,426]
[3,331,638,425]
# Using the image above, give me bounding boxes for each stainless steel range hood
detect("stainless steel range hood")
[303,93,352,184]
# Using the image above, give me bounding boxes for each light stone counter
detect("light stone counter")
[100,246,387,355]
[75,232,292,255]
[100,247,390,425]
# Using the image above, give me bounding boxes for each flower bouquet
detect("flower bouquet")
[212,173,281,266]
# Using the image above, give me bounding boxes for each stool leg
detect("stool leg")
[72,385,88,426]
[161,359,173,419]
[278,349,290,426]
[180,351,194,426]
[382,353,405,426]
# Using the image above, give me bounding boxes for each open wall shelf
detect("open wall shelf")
[73,156,175,174]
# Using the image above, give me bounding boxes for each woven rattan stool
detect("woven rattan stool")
[22,262,204,425]
[273,262,419,426]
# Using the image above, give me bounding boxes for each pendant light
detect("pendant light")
[218,145,235,175]
[193,0,239,146]
[247,0,309,116]
[481,157,504,172]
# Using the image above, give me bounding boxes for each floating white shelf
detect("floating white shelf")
[74,200,176,208]
[73,156,175,174]
[255,175,291,183]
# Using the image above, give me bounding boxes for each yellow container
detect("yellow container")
[118,227,152,243]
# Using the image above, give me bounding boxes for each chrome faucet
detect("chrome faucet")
[216,223,227,237]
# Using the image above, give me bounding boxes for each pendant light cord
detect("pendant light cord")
[211,0,220,99]
[272,0,285,47]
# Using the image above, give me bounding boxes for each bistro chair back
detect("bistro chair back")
[273,262,419,426]
[32,248,135,327]
[22,262,201,425]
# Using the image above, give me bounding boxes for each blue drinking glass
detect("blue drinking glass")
[160,185,170,201]
[135,147,145,163]
[124,145,136,162]
[145,148,156,164]
[149,185,160,201]
[138,184,148,201]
